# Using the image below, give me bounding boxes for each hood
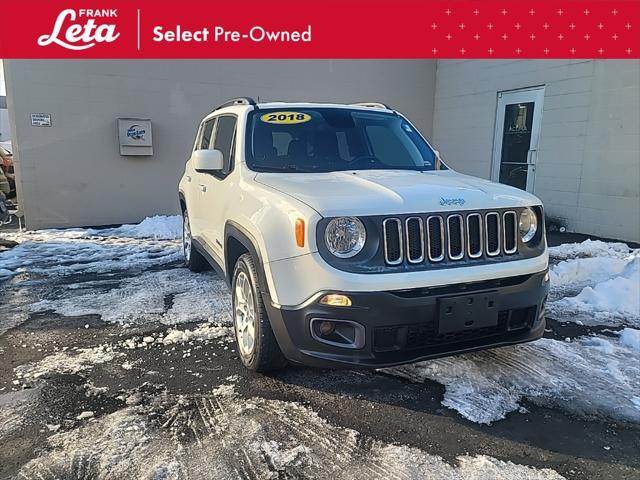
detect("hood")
[254,170,542,217]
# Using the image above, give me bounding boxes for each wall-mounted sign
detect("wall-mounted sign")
[30,113,52,127]
[117,118,153,156]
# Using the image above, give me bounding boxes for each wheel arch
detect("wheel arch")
[224,221,270,296]
[178,191,186,213]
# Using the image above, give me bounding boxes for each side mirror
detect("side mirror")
[433,149,440,159]
[192,149,224,173]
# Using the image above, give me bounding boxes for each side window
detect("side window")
[198,119,215,150]
[212,116,237,175]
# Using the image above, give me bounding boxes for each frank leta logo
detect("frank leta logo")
[37,9,120,50]
[127,125,146,140]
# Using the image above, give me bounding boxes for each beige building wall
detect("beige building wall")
[4,60,437,229]
[431,60,640,243]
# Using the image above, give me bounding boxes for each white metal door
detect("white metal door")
[491,87,545,192]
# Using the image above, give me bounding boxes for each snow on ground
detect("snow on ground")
[13,322,232,384]
[384,332,640,425]
[549,239,631,261]
[15,384,565,480]
[14,344,122,381]
[86,215,183,240]
[0,215,182,279]
[30,268,232,326]
[547,242,639,326]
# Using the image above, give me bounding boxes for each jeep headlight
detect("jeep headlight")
[324,217,366,258]
[519,207,538,243]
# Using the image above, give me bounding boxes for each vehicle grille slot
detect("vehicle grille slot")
[426,216,444,262]
[405,217,424,263]
[383,218,403,265]
[485,212,500,256]
[447,214,464,260]
[503,211,518,254]
[466,213,483,258]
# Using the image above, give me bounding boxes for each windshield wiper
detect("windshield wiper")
[252,164,315,173]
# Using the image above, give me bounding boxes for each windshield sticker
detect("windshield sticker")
[260,112,312,124]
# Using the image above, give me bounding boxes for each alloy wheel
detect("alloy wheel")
[234,271,256,356]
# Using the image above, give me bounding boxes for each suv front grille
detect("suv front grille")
[382,210,519,266]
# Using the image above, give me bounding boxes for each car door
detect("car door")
[186,117,215,241]
[199,114,238,263]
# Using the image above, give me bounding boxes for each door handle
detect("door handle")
[186,175,192,182]
[199,184,207,193]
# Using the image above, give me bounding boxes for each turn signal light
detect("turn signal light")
[319,294,352,307]
[295,218,305,247]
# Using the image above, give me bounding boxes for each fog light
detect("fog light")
[319,294,352,307]
[319,321,336,336]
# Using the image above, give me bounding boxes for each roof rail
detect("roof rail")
[214,97,257,110]
[351,102,392,110]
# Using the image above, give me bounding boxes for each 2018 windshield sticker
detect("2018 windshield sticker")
[260,112,311,124]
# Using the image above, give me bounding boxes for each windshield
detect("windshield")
[245,108,444,173]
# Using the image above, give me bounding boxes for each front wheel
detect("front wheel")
[232,253,287,372]
[182,209,209,272]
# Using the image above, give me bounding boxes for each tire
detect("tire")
[182,209,210,272]
[232,253,287,372]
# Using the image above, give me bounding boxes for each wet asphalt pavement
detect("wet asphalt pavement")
[0,228,639,479]
[1,288,639,479]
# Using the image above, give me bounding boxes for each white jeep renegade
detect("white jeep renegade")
[179,97,549,371]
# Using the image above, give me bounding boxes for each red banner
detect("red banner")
[0,0,638,58]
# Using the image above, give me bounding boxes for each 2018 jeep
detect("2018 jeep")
[178,97,549,371]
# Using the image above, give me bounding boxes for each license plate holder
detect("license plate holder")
[438,292,498,334]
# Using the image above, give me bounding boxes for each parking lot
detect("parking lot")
[1,217,638,480]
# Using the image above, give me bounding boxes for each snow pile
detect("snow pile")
[383,334,640,424]
[88,215,182,240]
[548,252,639,325]
[0,216,183,280]
[619,328,640,352]
[549,239,631,260]
[161,322,232,345]
[549,256,631,287]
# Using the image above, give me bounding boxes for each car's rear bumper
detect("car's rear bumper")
[265,270,549,368]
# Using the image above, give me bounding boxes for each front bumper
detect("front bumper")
[265,270,549,368]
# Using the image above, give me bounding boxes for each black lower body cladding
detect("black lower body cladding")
[264,271,549,368]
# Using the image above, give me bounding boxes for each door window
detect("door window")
[212,116,237,175]
[198,119,215,150]
[492,87,544,193]
[498,102,534,191]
